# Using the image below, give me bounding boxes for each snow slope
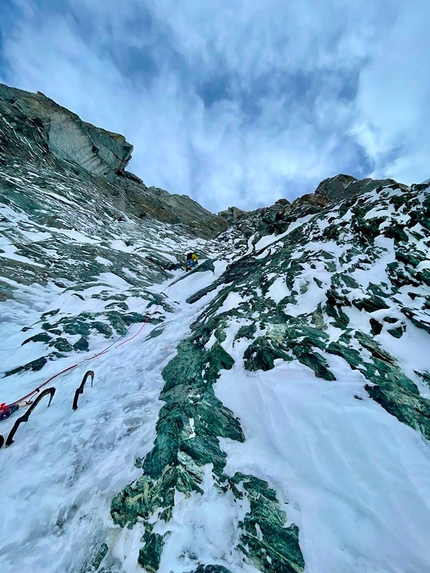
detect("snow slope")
[0,265,227,572]
[0,180,429,573]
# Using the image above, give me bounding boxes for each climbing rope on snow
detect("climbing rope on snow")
[0,262,208,446]
[1,283,173,421]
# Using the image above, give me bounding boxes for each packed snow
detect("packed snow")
[1,183,430,573]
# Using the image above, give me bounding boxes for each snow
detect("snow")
[284,281,325,317]
[0,267,224,573]
[26,186,79,208]
[375,321,430,398]
[349,235,396,290]
[109,239,136,252]
[363,204,394,220]
[417,260,430,271]
[57,229,101,244]
[153,251,177,263]
[266,277,289,304]
[247,234,256,252]
[204,332,218,350]
[215,291,247,315]
[95,256,112,266]
[20,230,53,242]
[0,242,45,267]
[254,214,314,252]
[157,471,255,573]
[216,361,430,573]
[1,184,430,572]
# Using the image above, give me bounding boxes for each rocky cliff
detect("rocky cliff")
[0,83,133,179]
[218,173,410,234]
[0,83,228,237]
[1,87,430,573]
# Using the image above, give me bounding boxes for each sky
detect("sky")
[0,0,429,213]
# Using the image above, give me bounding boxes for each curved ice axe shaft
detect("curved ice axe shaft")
[72,370,94,410]
[5,387,56,447]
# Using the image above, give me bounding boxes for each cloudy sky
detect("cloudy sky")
[1,0,429,212]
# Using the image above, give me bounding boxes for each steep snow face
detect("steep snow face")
[0,265,225,572]
[1,180,430,573]
[0,159,220,383]
[111,183,430,572]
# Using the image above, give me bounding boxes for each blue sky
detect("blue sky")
[1,0,429,213]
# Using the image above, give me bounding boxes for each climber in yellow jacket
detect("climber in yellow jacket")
[185,252,199,271]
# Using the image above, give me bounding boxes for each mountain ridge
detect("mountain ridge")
[0,82,228,238]
[0,84,429,573]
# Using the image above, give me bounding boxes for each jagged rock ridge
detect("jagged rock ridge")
[218,173,410,233]
[0,82,228,237]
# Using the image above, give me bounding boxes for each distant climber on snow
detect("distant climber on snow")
[185,252,199,271]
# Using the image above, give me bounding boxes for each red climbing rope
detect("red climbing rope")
[3,284,173,412]
[116,300,163,348]
[9,343,116,407]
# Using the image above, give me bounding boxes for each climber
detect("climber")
[0,402,19,421]
[185,252,199,271]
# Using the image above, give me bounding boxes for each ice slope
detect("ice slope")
[217,352,430,573]
[0,264,228,572]
[115,183,429,572]
[0,181,429,573]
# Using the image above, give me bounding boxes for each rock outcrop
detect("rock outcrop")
[221,174,409,239]
[315,173,409,200]
[217,205,246,223]
[0,83,133,179]
[0,82,228,238]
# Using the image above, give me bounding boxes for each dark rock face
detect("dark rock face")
[315,174,409,201]
[192,566,232,573]
[314,173,357,199]
[0,82,228,238]
[230,473,305,573]
[0,83,133,179]
[222,174,409,240]
[217,206,246,223]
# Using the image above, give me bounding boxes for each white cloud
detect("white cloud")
[353,0,430,184]
[0,0,428,213]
